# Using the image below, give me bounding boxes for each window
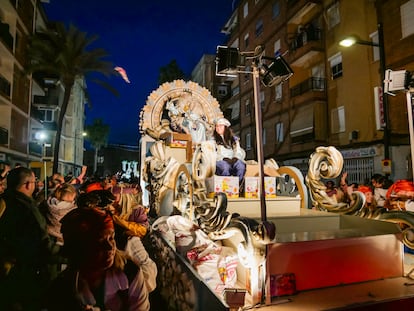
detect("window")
[39,108,54,122]
[272,1,280,20]
[232,85,240,96]
[274,39,281,57]
[256,19,264,37]
[243,2,249,18]
[245,98,251,116]
[401,0,414,38]
[327,1,340,30]
[260,91,265,109]
[246,133,252,150]
[276,122,284,143]
[244,33,249,48]
[275,84,282,101]
[230,100,240,121]
[312,64,325,90]
[244,65,251,83]
[369,31,380,62]
[331,106,346,134]
[329,52,342,79]
[290,104,314,137]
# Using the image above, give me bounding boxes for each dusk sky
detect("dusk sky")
[43,1,235,145]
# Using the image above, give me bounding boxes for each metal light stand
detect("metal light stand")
[252,63,267,221]
[43,143,47,199]
[215,46,293,223]
[406,91,414,181]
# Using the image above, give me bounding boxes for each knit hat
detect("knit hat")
[386,179,414,198]
[215,118,231,127]
[60,208,114,261]
[61,208,114,239]
[357,185,372,194]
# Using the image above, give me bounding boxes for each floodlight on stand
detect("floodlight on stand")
[215,46,245,76]
[259,56,293,87]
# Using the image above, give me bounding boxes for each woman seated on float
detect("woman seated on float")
[211,118,246,183]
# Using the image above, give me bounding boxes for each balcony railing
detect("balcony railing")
[289,27,322,51]
[290,77,326,98]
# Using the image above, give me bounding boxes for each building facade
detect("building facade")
[0,0,86,180]
[214,0,414,184]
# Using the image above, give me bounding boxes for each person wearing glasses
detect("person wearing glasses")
[0,167,55,311]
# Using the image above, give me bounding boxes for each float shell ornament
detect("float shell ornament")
[139,80,224,139]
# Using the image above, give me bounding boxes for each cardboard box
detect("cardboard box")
[206,176,239,198]
[244,177,277,198]
[244,177,260,198]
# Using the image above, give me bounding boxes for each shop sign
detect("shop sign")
[341,147,377,159]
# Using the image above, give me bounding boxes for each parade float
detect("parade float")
[138,80,414,310]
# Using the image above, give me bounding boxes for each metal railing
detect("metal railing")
[290,77,326,98]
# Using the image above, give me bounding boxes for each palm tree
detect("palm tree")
[84,118,110,175]
[27,22,117,173]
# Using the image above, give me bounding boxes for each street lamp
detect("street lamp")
[73,131,87,175]
[215,46,293,221]
[339,23,390,162]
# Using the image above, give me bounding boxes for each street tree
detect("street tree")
[158,59,186,84]
[27,22,117,173]
[84,118,110,175]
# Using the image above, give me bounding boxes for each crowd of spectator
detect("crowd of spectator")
[0,164,155,311]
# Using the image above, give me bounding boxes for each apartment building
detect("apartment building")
[215,0,414,183]
[0,0,86,180]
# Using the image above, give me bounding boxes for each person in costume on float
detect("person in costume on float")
[212,118,246,183]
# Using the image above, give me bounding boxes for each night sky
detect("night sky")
[43,0,235,145]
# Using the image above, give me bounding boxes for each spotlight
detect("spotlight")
[215,46,245,75]
[260,56,293,87]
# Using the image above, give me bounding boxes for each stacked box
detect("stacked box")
[244,177,277,198]
[244,177,260,198]
[206,176,239,198]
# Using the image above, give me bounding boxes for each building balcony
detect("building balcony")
[288,28,324,67]
[0,127,8,145]
[287,0,322,25]
[33,94,59,107]
[290,77,326,104]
